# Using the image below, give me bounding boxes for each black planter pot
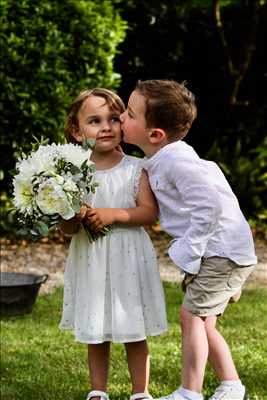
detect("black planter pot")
[0,272,49,316]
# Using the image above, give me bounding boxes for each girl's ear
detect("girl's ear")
[148,128,167,144]
[71,128,83,143]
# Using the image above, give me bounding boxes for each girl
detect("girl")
[59,88,168,400]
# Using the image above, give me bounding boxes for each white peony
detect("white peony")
[35,178,75,219]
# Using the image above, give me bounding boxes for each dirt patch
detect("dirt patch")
[1,231,266,294]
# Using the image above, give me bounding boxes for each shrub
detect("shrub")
[207,136,267,232]
[0,0,126,193]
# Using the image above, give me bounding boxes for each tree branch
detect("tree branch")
[229,1,260,105]
[212,0,236,78]
[212,0,261,106]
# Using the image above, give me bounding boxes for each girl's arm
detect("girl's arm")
[59,204,88,235]
[86,170,158,231]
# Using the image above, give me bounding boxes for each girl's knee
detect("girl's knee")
[125,340,149,352]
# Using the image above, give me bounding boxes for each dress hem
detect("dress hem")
[59,326,168,344]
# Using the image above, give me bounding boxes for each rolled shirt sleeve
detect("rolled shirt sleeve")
[167,161,222,274]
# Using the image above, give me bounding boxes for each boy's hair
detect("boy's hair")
[135,80,197,139]
[65,88,125,143]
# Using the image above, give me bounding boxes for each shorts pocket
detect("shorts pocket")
[227,262,255,289]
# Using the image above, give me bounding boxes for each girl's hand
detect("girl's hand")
[60,204,93,236]
[75,204,90,222]
[85,208,115,231]
[60,204,88,235]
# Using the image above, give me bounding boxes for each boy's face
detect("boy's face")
[120,90,151,151]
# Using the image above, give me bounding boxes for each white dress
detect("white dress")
[59,155,168,343]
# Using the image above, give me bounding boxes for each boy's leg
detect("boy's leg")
[205,316,246,399]
[88,342,110,392]
[125,340,150,394]
[182,258,255,400]
[205,315,239,380]
[180,305,208,393]
[178,309,241,394]
[156,307,204,400]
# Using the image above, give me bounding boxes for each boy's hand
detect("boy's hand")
[115,144,124,154]
[85,208,115,231]
[229,290,242,303]
[181,273,196,292]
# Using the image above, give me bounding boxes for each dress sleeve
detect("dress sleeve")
[133,161,143,200]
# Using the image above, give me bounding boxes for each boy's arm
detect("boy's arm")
[85,170,158,231]
[168,161,222,274]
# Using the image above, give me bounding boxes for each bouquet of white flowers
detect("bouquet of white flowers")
[12,139,107,242]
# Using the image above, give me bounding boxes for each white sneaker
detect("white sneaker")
[209,384,246,400]
[86,390,109,400]
[156,389,187,400]
[130,393,153,400]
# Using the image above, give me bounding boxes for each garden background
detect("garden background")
[1,1,267,399]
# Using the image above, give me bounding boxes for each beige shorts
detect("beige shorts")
[183,257,255,316]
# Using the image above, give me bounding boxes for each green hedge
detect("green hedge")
[0,0,126,191]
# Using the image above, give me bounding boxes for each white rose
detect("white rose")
[63,179,79,192]
[54,175,65,185]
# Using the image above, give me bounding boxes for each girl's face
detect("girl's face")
[73,95,122,153]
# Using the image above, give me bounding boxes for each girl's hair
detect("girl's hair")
[65,88,125,143]
[135,80,197,139]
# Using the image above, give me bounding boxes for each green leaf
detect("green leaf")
[70,165,81,175]
[82,138,96,150]
[35,221,49,236]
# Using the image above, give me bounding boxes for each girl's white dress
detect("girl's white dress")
[59,155,168,343]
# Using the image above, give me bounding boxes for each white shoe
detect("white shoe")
[86,390,109,400]
[156,389,187,400]
[209,384,246,400]
[130,393,153,400]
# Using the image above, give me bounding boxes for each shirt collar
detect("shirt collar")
[143,140,184,170]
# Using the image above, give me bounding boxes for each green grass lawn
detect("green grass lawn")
[1,284,267,400]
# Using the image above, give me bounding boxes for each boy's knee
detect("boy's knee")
[180,305,201,330]
[204,315,217,332]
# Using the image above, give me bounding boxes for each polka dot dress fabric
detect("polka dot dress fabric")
[59,156,168,343]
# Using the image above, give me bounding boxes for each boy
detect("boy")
[120,80,257,400]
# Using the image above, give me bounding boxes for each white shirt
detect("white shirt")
[143,141,257,274]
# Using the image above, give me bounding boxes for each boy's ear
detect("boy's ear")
[148,128,167,144]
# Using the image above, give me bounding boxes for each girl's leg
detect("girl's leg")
[180,305,208,392]
[125,340,150,393]
[205,316,239,380]
[88,342,111,394]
